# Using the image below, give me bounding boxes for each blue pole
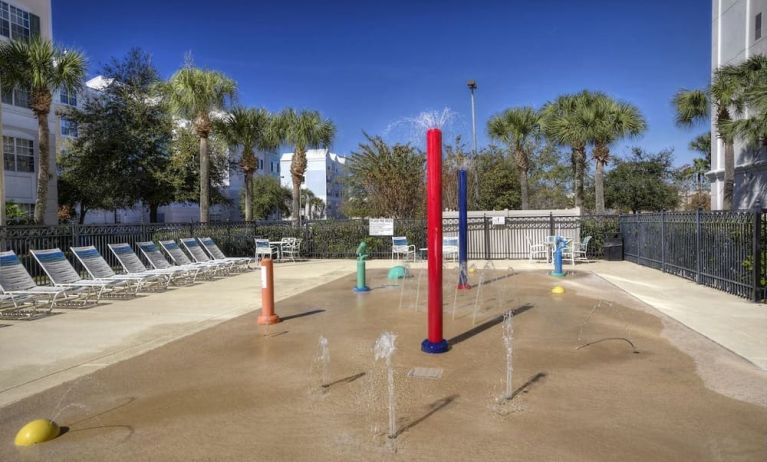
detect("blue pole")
[457,169,470,289]
[551,236,566,278]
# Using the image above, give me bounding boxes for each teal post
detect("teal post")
[354,241,371,292]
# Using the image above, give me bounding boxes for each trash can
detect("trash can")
[603,232,623,261]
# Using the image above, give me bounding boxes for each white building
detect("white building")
[709,0,767,209]
[280,149,347,219]
[0,0,58,223]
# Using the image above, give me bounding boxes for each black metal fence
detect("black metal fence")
[619,205,766,301]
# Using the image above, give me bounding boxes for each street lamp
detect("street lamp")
[467,80,479,205]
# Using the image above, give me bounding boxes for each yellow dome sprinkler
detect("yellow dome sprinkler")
[551,285,565,295]
[14,419,61,446]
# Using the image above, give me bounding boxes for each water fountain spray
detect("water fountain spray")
[374,332,398,439]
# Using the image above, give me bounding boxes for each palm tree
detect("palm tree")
[0,37,85,224]
[216,107,278,221]
[590,96,647,213]
[718,55,767,148]
[487,107,541,209]
[541,91,600,209]
[276,109,335,227]
[164,62,236,222]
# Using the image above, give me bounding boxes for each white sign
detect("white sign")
[260,266,268,289]
[369,218,394,236]
[492,216,506,226]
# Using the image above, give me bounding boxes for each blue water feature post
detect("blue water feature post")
[457,169,471,289]
[550,236,566,278]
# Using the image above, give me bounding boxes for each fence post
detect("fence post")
[660,210,665,272]
[753,200,762,302]
[71,222,79,247]
[483,214,491,260]
[695,208,702,284]
[549,212,555,237]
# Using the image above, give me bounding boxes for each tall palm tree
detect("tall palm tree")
[0,37,85,224]
[216,107,278,221]
[590,97,647,213]
[542,91,602,209]
[487,107,542,209]
[276,109,335,227]
[164,62,236,222]
[718,55,767,148]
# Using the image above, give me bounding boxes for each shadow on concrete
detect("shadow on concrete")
[576,337,639,353]
[448,304,534,347]
[394,394,458,438]
[508,372,547,401]
[281,309,326,321]
[322,372,366,389]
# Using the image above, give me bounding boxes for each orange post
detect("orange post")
[257,258,280,325]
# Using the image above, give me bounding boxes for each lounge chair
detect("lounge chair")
[158,240,224,276]
[108,243,192,286]
[392,236,416,261]
[137,241,205,281]
[0,250,89,316]
[179,238,236,273]
[30,248,132,300]
[71,246,163,294]
[198,237,253,269]
[443,236,459,262]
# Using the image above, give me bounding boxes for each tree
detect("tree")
[164,59,236,222]
[590,96,647,213]
[168,126,229,206]
[0,37,86,224]
[241,175,291,220]
[718,55,767,148]
[276,109,335,227]
[216,107,278,221]
[59,49,174,223]
[441,136,475,211]
[528,142,573,209]
[344,133,424,219]
[605,148,679,213]
[487,107,542,209]
[473,145,521,210]
[542,91,600,209]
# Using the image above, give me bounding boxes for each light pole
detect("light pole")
[467,80,479,205]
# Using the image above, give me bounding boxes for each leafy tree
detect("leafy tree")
[59,49,174,223]
[590,96,646,213]
[164,58,236,222]
[276,108,335,227]
[528,142,574,209]
[0,37,86,223]
[168,126,229,205]
[441,136,475,211]
[605,148,679,213]
[216,107,278,221]
[344,133,424,218]
[473,145,521,210]
[487,107,542,209]
[240,175,291,220]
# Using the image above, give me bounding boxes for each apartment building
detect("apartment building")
[280,149,347,219]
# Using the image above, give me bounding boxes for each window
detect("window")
[0,2,37,40]
[2,136,34,172]
[1,86,31,109]
[61,118,78,137]
[59,87,77,106]
[757,13,762,40]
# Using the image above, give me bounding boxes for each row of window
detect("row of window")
[2,136,35,173]
[0,1,38,40]
[2,86,77,109]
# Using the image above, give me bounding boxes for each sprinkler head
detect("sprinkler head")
[551,286,565,295]
[14,419,61,446]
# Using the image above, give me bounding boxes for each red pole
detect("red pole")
[421,128,449,354]
[257,258,280,325]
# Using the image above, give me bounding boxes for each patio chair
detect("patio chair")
[179,238,236,273]
[280,237,301,262]
[392,236,416,261]
[137,241,205,282]
[198,237,254,270]
[72,246,164,294]
[527,236,548,262]
[30,248,132,300]
[443,236,459,262]
[108,243,192,287]
[254,239,277,260]
[159,240,224,276]
[0,250,89,315]
[563,236,592,264]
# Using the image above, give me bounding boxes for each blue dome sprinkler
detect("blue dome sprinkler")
[353,241,371,292]
[550,236,567,278]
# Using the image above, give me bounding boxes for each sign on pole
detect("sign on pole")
[369,218,394,236]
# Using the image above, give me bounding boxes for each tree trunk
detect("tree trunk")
[149,203,159,223]
[595,159,605,214]
[199,135,210,222]
[519,168,529,210]
[572,147,585,208]
[290,147,307,228]
[78,204,87,224]
[33,110,51,224]
[244,170,253,221]
[723,140,735,210]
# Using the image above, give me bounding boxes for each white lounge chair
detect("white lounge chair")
[30,248,131,300]
[71,246,164,294]
[137,241,205,281]
[108,243,192,287]
[179,238,236,273]
[198,237,253,270]
[392,236,416,261]
[159,240,223,276]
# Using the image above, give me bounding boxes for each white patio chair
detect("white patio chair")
[443,236,459,262]
[563,236,592,264]
[280,237,301,262]
[254,239,277,260]
[527,236,548,262]
[392,236,416,261]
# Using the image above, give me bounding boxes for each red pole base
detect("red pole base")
[456,283,472,290]
[257,313,281,325]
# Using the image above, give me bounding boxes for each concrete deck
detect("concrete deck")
[0,258,765,409]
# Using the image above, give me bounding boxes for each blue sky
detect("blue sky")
[52,0,711,166]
